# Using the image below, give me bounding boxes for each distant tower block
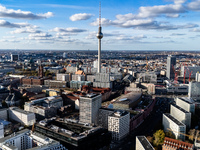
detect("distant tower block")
[11,54,19,62]
[39,65,43,78]
[96,2,103,73]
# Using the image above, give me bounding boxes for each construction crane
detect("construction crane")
[167,128,200,141]
[146,56,148,71]
[189,71,193,82]
[186,65,193,82]
[172,64,178,84]
[182,63,187,84]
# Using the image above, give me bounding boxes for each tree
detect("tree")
[153,129,165,147]
[188,129,196,141]
[146,136,153,144]
[165,131,175,139]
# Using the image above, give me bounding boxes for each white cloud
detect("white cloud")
[10,27,41,34]
[91,18,116,26]
[173,0,187,4]
[190,28,200,32]
[136,4,186,18]
[0,5,53,19]
[187,0,200,11]
[115,34,147,41]
[50,27,87,33]
[0,20,32,28]
[70,13,93,21]
[170,33,186,36]
[28,33,53,40]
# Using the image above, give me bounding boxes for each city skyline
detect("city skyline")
[1,0,200,50]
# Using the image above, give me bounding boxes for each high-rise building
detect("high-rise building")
[98,108,114,129]
[0,123,4,139]
[163,113,186,141]
[136,136,155,150]
[188,81,200,101]
[167,55,176,79]
[175,97,195,114]
[11,54,19,62]
[79,94,102,125]
[108,110,130,141]
[170,104,191,128]
[63,52,67,58]
[196,72,200,82]
[181,66,200,79]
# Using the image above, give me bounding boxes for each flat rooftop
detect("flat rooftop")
[171,104,190,113]
[80,93,100,99]
[0,129,30,143]
[109,110,129,118]
[137,136,154,150]
[10,107,34,115]
[164,113,185,126]
[178,97,193,104]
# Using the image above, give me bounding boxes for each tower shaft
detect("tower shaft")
[98,39,101,73]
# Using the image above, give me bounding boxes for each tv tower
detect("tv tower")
[96,1,103,73]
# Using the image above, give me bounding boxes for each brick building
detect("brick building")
[162,137,193,150]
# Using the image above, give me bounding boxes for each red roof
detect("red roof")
[163,137,193,150]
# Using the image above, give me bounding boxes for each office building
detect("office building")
[93,73,113,89]
[167,84,188,94]
[181,66,200,79]
[167,55,176,79]
[108,110,130,141]
[170,104,191,128]
[0,123,3,139]
[24,96,63,120]
[136,136,154,150]
[98,108,114,129]
[188,81,200,101]
[0,119,12,135]
[79,94,102,125]
[34,118,111,150]
[196,72,200,82]
[63,52,67,58]
[57,73,71,81]
[11,54,19,62]
[0,129,66,150]
[163,113,186,141]
[9,107,36,126]
[0,108,8,120]
[175,97,195,114]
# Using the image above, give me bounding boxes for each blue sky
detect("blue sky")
[1,0,200,50]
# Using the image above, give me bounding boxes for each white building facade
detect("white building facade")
[163,113,186,141]
[108,110,130,141]
[175,97,195,114]
[188,81,200,101]
[170,104,191,128]
[9,107,35,126]
[0,129,66,150]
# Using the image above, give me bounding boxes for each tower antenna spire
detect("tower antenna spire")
[99,1,101,27]
[96,1,103,73]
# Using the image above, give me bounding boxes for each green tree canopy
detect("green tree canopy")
[153,129,165,147]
